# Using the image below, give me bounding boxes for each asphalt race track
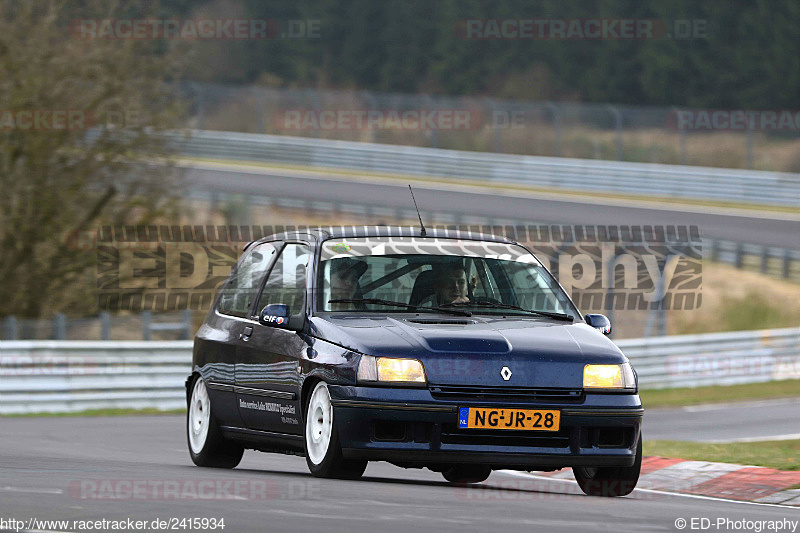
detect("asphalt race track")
[644,398,800,443]
[1,416,797,533]
[181,164,800,250]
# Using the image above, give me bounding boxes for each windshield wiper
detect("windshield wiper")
[441,301,573,321]
[329,298,472,317]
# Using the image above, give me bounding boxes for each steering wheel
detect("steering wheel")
[470,297,503,306]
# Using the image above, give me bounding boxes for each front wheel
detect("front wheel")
[304,381,367,479]
[442,465,492,484]
[187,376,244,469]
[573,434,642,497]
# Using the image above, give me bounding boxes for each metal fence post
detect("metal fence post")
[670,107,687,165]
[4,316,17,340]
[486,99,500,153]
[782,249,791,279]
[545,102,561,157]
[196,83,206,130]
[607,105,623,160]
[604,245,615,339]
[707,238,718,262]
[53,313,67,340]
[182,309,193,340]
[142,311,152,341]
[680,129,687,165]
[427,95,439,149]
[643,256,671,337]
[363,91,378,143]
[100,311,111,340]
[257,86,266,134]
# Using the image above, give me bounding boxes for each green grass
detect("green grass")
[640,379,800,409]
[0,407,185,418]
[644,439,800,471]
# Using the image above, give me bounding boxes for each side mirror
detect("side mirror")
[260,303,290,328]
[585,314,612,336]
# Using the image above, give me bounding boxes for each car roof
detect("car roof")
[251,226,516,246]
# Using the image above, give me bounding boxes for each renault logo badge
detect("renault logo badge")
[500,366,512,381]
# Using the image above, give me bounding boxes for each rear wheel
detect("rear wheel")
[304,381,367,479]
[573,434,642,497]
[442,465,492,484]
[187,376,244,468]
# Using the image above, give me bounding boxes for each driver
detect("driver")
[432,264,470,305]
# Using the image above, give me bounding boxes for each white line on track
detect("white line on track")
[498,470,800,509]
[259,508,472,524]
[682,398,800,412]
[704,433,800,443]
[0,486,63,495]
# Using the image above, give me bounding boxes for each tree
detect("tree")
[0,0,187,317]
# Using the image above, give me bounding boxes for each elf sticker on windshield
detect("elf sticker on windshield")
[331,243,351,253]
[263,315,285,325]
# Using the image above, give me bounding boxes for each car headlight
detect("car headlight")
[357,355,426,385]
[583,363,636,389]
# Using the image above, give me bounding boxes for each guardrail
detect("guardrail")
[168,130,800,207]
[0,341,190,414]
[618,327,800,389]
[2,327,799,414]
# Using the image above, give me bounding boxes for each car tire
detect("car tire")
[573,433,642,497]
[442,465,492,484]
[187,376,244,469]
[304,381,367,479]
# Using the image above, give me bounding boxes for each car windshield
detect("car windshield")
[318,236,577,318]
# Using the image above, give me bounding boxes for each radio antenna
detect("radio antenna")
[408,185,427,236]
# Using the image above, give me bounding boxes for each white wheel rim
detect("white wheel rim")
[305,382,333,465]
[188,378,211,454]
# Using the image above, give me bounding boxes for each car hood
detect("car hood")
[309,315,627,388]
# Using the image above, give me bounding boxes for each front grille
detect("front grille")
[441,423,570,448]
[429,385,584,403]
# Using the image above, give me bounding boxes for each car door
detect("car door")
[235,241,311,434]
[196,241,279,427]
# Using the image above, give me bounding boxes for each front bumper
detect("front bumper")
[329,385,643,470]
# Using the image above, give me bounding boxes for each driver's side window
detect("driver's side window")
[255,243,310,317]
[217,242,278,318]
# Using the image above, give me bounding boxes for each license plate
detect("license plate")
[458,407,560,431]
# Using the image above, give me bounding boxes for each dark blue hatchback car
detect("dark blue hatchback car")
[187,227,643,496]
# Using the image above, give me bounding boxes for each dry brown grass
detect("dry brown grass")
[200,97,800,172]
[668,262,800,335]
